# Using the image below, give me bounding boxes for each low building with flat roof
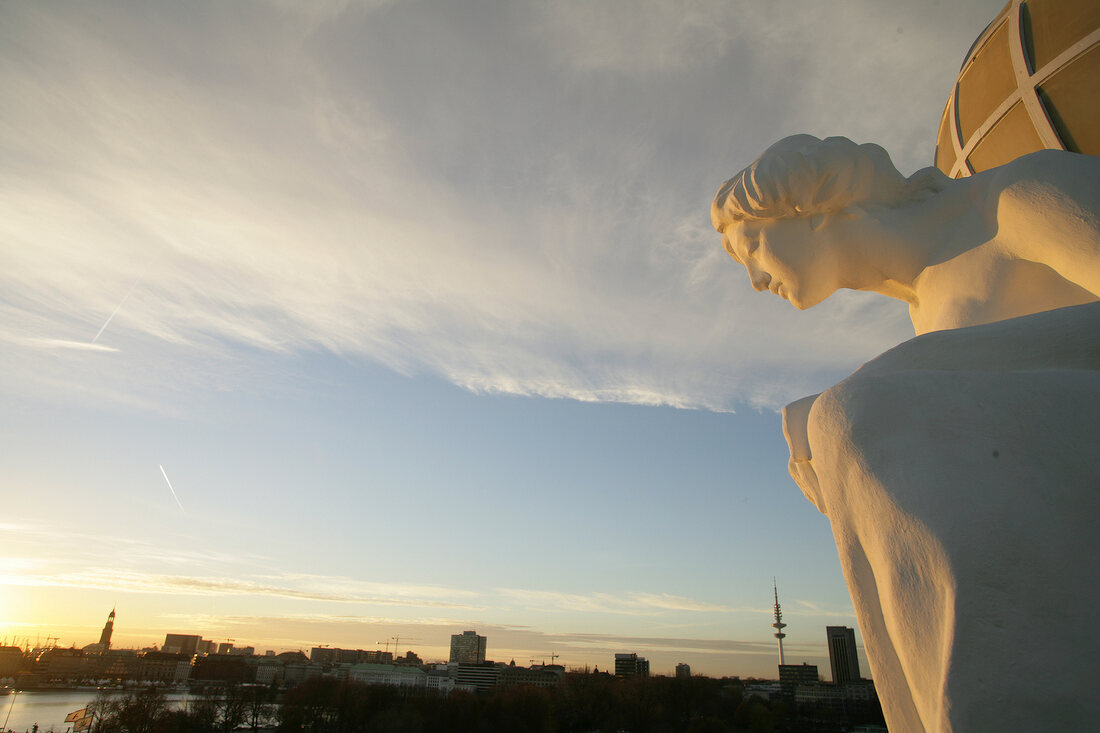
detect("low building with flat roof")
[350,663,426,688]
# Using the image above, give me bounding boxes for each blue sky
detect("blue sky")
[0,0,1006,677]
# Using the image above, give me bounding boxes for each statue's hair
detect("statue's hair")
[711,135,950,231]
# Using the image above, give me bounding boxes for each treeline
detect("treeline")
[90,685,276,733]
[278,675,756,732]
[90,674,880,733]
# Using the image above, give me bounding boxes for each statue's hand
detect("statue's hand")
[788,456,825,514]
[783,393,826,513]
[782,393,820,461]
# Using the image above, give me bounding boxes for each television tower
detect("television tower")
[771,580,786,665]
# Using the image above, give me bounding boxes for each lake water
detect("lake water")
[1,690,191,733]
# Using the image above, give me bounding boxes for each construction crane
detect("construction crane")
[378,635,421,659]
[529,652,560,667]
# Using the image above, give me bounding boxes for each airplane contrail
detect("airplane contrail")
[92,277,141,343]
[159,464,185,511]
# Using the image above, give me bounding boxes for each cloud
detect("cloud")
[628,592,735,613]
[532,1,742,75]
[157,612,482,630]
[23,338,120,352]
[2,567,483,610]
[542,631,777,656]
[0,1,1000,414]
[0,524,482,610]
[0,523,269,568]
[496,588,738,616]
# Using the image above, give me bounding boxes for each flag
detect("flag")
[64,709,87,724]
[73,716,93,732]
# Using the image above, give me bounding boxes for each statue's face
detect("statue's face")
[722,216,843,309]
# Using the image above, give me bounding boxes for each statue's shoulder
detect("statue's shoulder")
[993,148,1098,174]
[985,151,1100,257]
[988,150,1100,204]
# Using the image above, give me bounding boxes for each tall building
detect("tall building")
[675,663,691,679]
[779,662,819,693]
[163,634,203,657]
[613,653,649,678]
[826,626,861,684]
[771,580,787,665]
[98,608,115,649]
[449,631,486,664]
[455,662,500,692]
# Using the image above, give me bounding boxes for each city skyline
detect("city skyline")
[0,0,1006,680]
[2,598,862,680]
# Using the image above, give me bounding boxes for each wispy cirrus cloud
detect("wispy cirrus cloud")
[3,567,483,610]
[0,0,1000,416]
[495,586,855,622]
[156,612,480,633]
[23,338,120,352]
[0,522,268,568]
[496,588,736,616]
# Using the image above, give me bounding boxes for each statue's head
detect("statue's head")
[711,135,948,308]
[711,135,917,230]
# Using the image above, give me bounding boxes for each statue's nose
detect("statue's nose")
[748,265,771,291]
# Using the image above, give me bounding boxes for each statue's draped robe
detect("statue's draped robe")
[787,301,1100,733]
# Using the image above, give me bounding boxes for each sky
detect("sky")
[0,0,1007,679]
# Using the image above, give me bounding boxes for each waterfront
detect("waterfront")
[1,690,190,733]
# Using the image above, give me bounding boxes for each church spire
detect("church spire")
[98,607,115,649]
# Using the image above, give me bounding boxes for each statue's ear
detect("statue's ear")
[809,213,826,232]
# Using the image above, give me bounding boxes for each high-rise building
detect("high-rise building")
[163,634,203,657]
[675,663,691,679]
[449,631,486,664]
[455,662,500,692]
[98,608,115,649]
[826,626,861,684]
[614,653,649,678]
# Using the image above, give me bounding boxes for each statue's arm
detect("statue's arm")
[999,152,1100,297]
[782,300,1100,516]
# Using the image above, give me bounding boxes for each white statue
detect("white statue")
[712,135,1100,732]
